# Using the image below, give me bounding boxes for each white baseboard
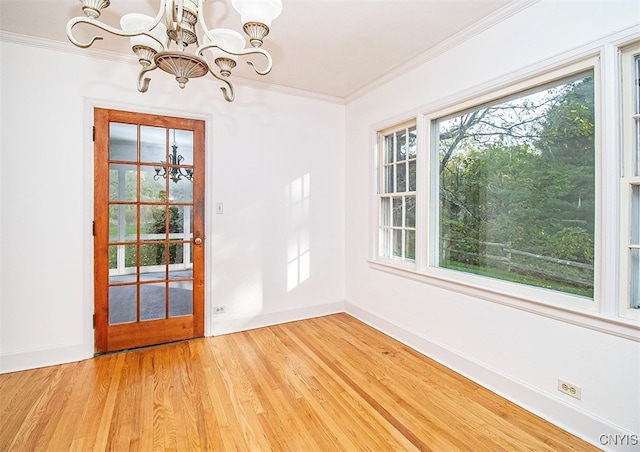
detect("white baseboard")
[0,342,90,374]
[345,299,637,451]
[0,301,345,374]
[210,300,345,336]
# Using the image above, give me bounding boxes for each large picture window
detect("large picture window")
[434,71,595,298]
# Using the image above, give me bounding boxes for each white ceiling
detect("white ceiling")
[0,0,518,100]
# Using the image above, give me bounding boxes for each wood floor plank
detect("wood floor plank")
[271,323,423,450]
[0,313,598,451]
[250,328,366,451]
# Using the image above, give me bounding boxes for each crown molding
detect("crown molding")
[0,30,133,64]
[0,30,345,105]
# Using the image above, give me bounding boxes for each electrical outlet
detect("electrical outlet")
[214,306,226,314]
[558,379,581,400]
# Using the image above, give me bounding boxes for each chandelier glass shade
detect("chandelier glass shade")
[66,0,283,102]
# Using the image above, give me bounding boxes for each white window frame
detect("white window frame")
[424,60,600,313]
[375,120,418,268]
[620,42,640,321]
[369,45,640,340]
[424,58,601,313]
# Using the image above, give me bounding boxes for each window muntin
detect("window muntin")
[379,123,417,262]
[434,71,595,299]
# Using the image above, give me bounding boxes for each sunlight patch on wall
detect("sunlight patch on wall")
[286,173,311,292]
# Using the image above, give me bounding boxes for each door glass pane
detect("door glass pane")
[140,166,167,202]
[167,243,181,268]
[109,205,137,243]
[109,244,136,272]
[168,243,186,266]
[167,206,185,235]
[109,164,137,202]
[172,129,194,165]
[109,285,137,324]
[140,283,166,320]
[140,126,166,164]
[109,123,137,161]
[170,267,193,281]
[168,176,194,203]
[140,244,166,274]
[166,206,191,238]
[140,205,166,241]
[169,280,193,317]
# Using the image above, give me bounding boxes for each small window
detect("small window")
[434,70,595,298]
[378,122,417,263]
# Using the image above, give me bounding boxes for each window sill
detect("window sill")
[368,260,640,342]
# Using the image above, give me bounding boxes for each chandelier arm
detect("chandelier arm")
[206,68,235,102]
[66,17,105,48]
[66,8,167,50]
[246,49,273,76]
[137,63,157,93]
[197,43,274,75]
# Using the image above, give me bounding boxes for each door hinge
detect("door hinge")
[92,221,96,236]
[93,314,96,329]
[92,126,96,142]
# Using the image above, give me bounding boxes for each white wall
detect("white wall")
[0,38,345,372]
[345,0,640,448]
[2,0,639,448]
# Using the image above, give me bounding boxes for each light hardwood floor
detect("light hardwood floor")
[0,313,597,451]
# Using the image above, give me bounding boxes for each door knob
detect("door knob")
[194,237,202,245]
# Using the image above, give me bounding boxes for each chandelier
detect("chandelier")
[66,0,283,102]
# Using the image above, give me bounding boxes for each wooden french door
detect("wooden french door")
[93,108,205,354]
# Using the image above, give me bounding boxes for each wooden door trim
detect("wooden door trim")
[94,108,110,353]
